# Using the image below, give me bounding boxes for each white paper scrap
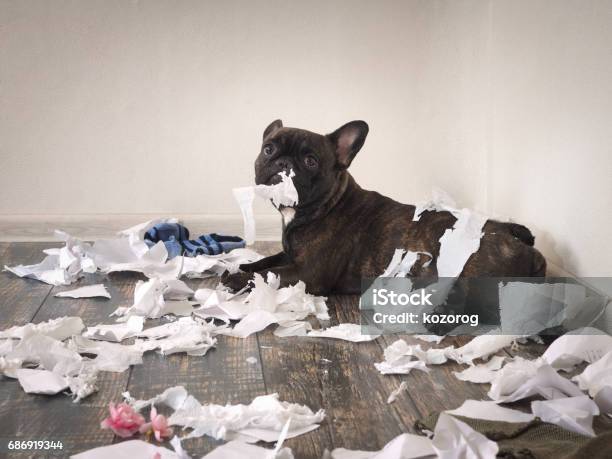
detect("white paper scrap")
[0,316,85,341]
[432,412,499,458]
[531,396,599,437]
[15,368,68,395]
[446,400,535,423]
[387,381,408,404]
[412,188,459,222]
[449,334,519,364]
[453,355,505,384]
[573,349,612,414]
[201,440,294,459]
[83,316,145,342]
[55,284,111,299]
[308,324,380,342]
[489,364,584,403]
[234,170,298,244]
[542,327,612,372]
[436,209,488,278]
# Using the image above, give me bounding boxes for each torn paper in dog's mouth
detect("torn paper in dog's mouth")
[233,169,299,244]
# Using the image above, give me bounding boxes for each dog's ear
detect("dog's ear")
[327,121,369,168]
[263,119,283,140]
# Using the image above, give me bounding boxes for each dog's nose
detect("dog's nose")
[274,158,292,171]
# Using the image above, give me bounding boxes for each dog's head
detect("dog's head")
[254,120,369,208]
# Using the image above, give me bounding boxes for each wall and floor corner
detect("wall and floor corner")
[1,0,611,278]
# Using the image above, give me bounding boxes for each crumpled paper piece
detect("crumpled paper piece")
[83,316,145,342]
[15,368,69,395]
[542,327,612,372]
[308,324,380,342]
[531,395,599,437]
[431,412,499,458]
[453,355,505,384]
[124,386,324,443]
[489,363,583,403]
[198,272,329,338]
[55,284,111,299]
[112,278,197,321]
[573,349,612,414]
[4,231,96,286]
[233,170,299,245]
[448,333,520,364]
[375,339,454,375]
[135,316,224,356]
[1,324,99,401]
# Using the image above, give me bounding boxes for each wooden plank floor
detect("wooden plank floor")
[0,241,541,458]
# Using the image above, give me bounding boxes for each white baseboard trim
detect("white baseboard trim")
[0,214,282,242]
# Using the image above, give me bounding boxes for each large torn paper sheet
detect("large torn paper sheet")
[431,412,499,459]
[446,400,535,423]
[308,323,380,342]
[124,386,324,443]
[233,170,298,244]
[542,327,612,371]
[436,209,487,278]
[531,396,599,437]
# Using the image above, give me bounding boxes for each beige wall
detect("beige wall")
[487,0,612,277]
[1,0,611,276]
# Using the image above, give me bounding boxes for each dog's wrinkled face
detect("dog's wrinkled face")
[254,120,369,208]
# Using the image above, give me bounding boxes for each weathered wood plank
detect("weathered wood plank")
[0,242,56,328]
[258,296,415,457]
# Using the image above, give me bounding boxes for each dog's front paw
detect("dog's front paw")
[221,271,254,292]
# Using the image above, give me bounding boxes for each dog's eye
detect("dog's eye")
[263,144,273,156]
[304,155,318,168]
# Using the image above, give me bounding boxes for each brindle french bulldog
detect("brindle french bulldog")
[222,120,546,295]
